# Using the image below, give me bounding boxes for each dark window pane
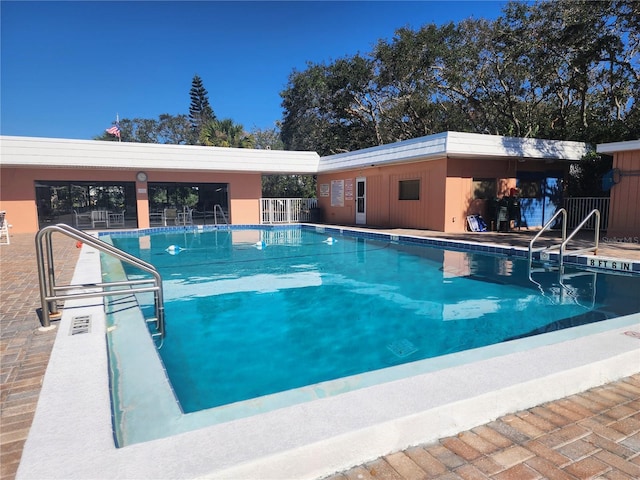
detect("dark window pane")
[399,179,420,200]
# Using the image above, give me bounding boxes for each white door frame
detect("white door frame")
[355,177,366,225]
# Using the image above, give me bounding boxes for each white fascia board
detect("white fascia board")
[0,136,320,174]
[317,132,588,173]
[317,133,448,173]
[597,139,640,154]
[445,131,588,161]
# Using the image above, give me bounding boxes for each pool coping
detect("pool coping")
[17,226,640,480]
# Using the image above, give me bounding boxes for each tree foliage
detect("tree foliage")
[251,126,285,150]
[189,74,215,143]
[280,0,640,155]
[200,118,255,148]
[262,174,316,198]
[95,114,193,144]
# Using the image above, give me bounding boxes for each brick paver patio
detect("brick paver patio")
[1,233,78,480]
[1,229,638,480]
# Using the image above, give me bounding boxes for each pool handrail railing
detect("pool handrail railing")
[528,208,567,265]
[559,209,600,267]
[35,224,165,341]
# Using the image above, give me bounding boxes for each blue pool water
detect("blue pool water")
[110,228,640,414]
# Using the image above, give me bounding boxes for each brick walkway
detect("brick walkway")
[324,374,640,480]
[1,230,638,480]
[0,233,79,480]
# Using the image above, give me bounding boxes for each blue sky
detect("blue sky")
[1,1,509,140]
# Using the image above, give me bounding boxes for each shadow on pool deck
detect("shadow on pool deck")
[0,228,638,480]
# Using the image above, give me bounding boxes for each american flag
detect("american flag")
[106,123,121,138]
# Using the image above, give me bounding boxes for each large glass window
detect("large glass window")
[148,182,229,223]
[35,180,136,228]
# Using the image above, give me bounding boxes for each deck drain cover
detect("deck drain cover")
[387,339,418,358]
[70,315,91,335]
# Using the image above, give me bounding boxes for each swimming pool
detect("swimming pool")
[18,225,640,479]
[103,226,640,445]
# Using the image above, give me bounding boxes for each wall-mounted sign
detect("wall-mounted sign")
[331,180,344,207]
[344,178,354,201]
[320,183,330,197]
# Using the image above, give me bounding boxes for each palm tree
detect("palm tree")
[199,119,256,148]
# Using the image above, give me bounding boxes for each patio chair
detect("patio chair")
[163,208,178,226]
[0,211,10,245]
[108,210,126,228]
[74,210,92,228]
[91,210,109,229]
[177,207,193,225]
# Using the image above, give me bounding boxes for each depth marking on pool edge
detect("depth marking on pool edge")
[70,315,91,335]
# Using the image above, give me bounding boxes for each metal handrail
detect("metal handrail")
[559,209,600,267]
[213,204,229,227]
[528,208,567,265]
[35,224,165,339]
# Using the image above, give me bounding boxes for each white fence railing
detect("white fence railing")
[260,198,319,224]
[563,197,610,230]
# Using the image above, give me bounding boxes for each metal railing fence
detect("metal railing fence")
[564,197,609,230]
[260,198,318,224]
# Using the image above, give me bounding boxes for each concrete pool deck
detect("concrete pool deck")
[1,227,639,479]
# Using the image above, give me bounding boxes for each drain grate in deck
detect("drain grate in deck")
[69,315,91,335]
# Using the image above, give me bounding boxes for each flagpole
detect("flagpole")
[117,113,120,142]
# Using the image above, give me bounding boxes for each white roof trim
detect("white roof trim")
[1,132,589,175]
[597,139,640,154]
[0,136,320,174]
[318,131,588,172]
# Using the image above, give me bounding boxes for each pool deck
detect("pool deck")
[1,227,639,480]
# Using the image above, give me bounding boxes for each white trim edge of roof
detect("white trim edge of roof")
[0,135,320,174]
[0,132,589,175]
[597,139,640,154]
[317,131,588,173]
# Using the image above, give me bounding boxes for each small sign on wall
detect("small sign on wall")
[320,183,330,197]
[138,188,147,194]
[331,180,344,207]
[344,178,354,201]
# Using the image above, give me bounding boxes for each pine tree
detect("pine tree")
[189,75,215,144]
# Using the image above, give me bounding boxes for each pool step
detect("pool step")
[146,317,162,337]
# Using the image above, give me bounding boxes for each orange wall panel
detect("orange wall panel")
[0,168,39,234]
[607,150,640,238]
[0,168,263,233]
[317,159,448,230]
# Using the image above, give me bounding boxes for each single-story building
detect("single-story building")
[0,132,590,235]
[596,139,640,239]
[0,136,319,234]
[316,131,587,232]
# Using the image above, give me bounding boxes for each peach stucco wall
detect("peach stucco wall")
[445,157,518,232]
[317,156,522,232]
[0,168,262,234]
[316,160,448,230]
[607,149,640,238]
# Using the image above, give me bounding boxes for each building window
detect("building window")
[399,179,420,200]
[472,178,496,199]
[517,180,540,198]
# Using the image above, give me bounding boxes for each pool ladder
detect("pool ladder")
[213,204,230,228]
[528,208,600,269]
[527,209,601,308]
[35,224,165,342]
